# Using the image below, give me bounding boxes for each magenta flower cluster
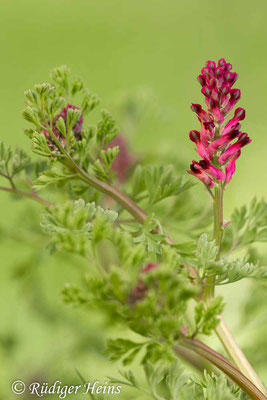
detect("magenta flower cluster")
[188,59,251,188]
[43,104,83,149]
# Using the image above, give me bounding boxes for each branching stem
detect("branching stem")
[0,185,54,206]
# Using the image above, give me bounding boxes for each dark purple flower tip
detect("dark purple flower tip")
[202,67,210,77]
[238,132,252,147]
[198,159,209,169]
[229,129,240,139]
[191,103,213,123]
[191,103,202,113]
[216,67,224,79]
[225,72,238,86]
[206,60,216,70]
[220,83,231,95]
[218,58,227,68]
[188,160,214,188]
[234,107,246,120]
[189,162,198,173]
[209,98,217,109]
[204,121,215,131]
[189,130,200,143]
[201,86,211,97]
[198,159,225,181]
[197,75,206,87]
[230,88,241,100]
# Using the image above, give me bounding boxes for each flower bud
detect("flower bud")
[197,75,206,87]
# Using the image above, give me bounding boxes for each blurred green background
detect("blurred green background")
[0,0,266,398]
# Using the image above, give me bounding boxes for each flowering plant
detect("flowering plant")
[1,62,267,399]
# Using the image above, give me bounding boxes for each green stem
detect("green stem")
[0,185,54,206]
[183,337,267,400]
[173,343,208,373]
[46,125,148,225]
[204,182,224,301]
[216,316,267,397]
[213,181,224,254]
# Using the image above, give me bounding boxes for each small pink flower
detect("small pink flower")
[187,161,214,188]
[191,103,212,123]
[223,89,241,113]
[198,159,225,181]
[225,150,241,183]
[209,128,239,152]
[218,133,251,164]
[222,108,245,136]
[189,130,211,160]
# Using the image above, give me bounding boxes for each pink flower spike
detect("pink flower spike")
[199,159,225,181]
[218,133,251,164]
[188,161,214,188]
[189,59,250,187]
[225,150,241,183]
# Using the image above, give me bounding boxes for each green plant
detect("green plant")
[1,62,267,399]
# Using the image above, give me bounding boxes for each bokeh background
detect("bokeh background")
[0,0,266,398]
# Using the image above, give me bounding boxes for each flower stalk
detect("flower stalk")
[189,58,266,396]
[207,178,267,396]
[205,181,224,300]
